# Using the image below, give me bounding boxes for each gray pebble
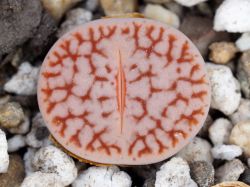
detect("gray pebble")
[230,99,250,124]
[0,0,42,55]
[177,137,213,163]
[26,113,50,148]
[237,50,250,98]
[23,10,57,60]
[239,168,250,185]
[215,159,245,183]
[57,8,92,38]
[190,161,215,187]
[8,135,26,152]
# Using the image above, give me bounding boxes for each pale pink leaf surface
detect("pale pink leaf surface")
[38,18,210,165]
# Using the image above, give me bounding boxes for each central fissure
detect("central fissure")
[116,50,126,133]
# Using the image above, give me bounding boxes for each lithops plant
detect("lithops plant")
[37,18,210,165]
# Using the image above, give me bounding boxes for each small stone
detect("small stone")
[32,145,77,186]
[230,99,250,124]
[240,168,250,185]
[214,0,250,33]
[248,159,250,167]
[72,166,132,187]
[155,157,197,187]
[7,135,26,152]
[206,63,241,115]
[57,8,92,38]
[213,181,250,187]
[211,144,242,160]
[209,42,237,64]
[208,118,233,145]
[0,0,42,55]
[198,114,213,138]
[0,154,25,187]
[177,137,213,163]
[144,4,180,28]
[174,0,207,7]
[26,113,50,148]
[0,102,24,129]
[190,161,215,187]
[41,0,82,20]
[237,50,250,98]
[236,33,250,52]
[4,62,40,96]
[180,16,229,57]
[0,129,9,173]
[24,148,37,176]
[144,0,171,4]
[8,113,30,134]
[215,159,245,183]
[100,0,137,16]
[21,171,64,187]
[230,121,250,157]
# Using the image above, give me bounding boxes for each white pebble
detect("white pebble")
[211,144,242,160]
[230,121,250,156]
[144,4,180,28]
[230,99,250,124]
[236,33,250,51]
[24,148,37,176]
[0,129,9,173]
[206,63,241,115]
[32,145,77,186]
[21,171,64,187]
[215,159,245,182]
[208,118,233,145]
[177,137,213,163]
[57,8,92,38]
[174,0,207,7]
[214,0,250,33]
[155,157,197,187]
[7,135,26,152]
[4,62,39,96]
[72,166,132,187]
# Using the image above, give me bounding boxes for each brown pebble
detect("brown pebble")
[0,102,24,128]
[209,42,238,64]
[0,154,25,187]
